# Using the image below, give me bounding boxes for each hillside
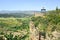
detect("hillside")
[0,11,35,18]
[0,13,33,18]
[0,9,60,40]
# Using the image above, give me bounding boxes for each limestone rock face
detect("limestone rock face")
[52,30,60,38]
[29,21,39,40]
[52,30,60,40]
[45,30,60,40]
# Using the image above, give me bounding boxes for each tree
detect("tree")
[56,6,59,14]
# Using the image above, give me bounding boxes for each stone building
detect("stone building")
[34,8,46,17]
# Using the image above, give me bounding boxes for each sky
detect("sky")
[0,0,60,11]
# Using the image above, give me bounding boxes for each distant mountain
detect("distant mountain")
[0,10,40,14]
[0,10,42,18]
[0,11,38,18]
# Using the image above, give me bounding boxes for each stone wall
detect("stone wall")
[29,21,39,40]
